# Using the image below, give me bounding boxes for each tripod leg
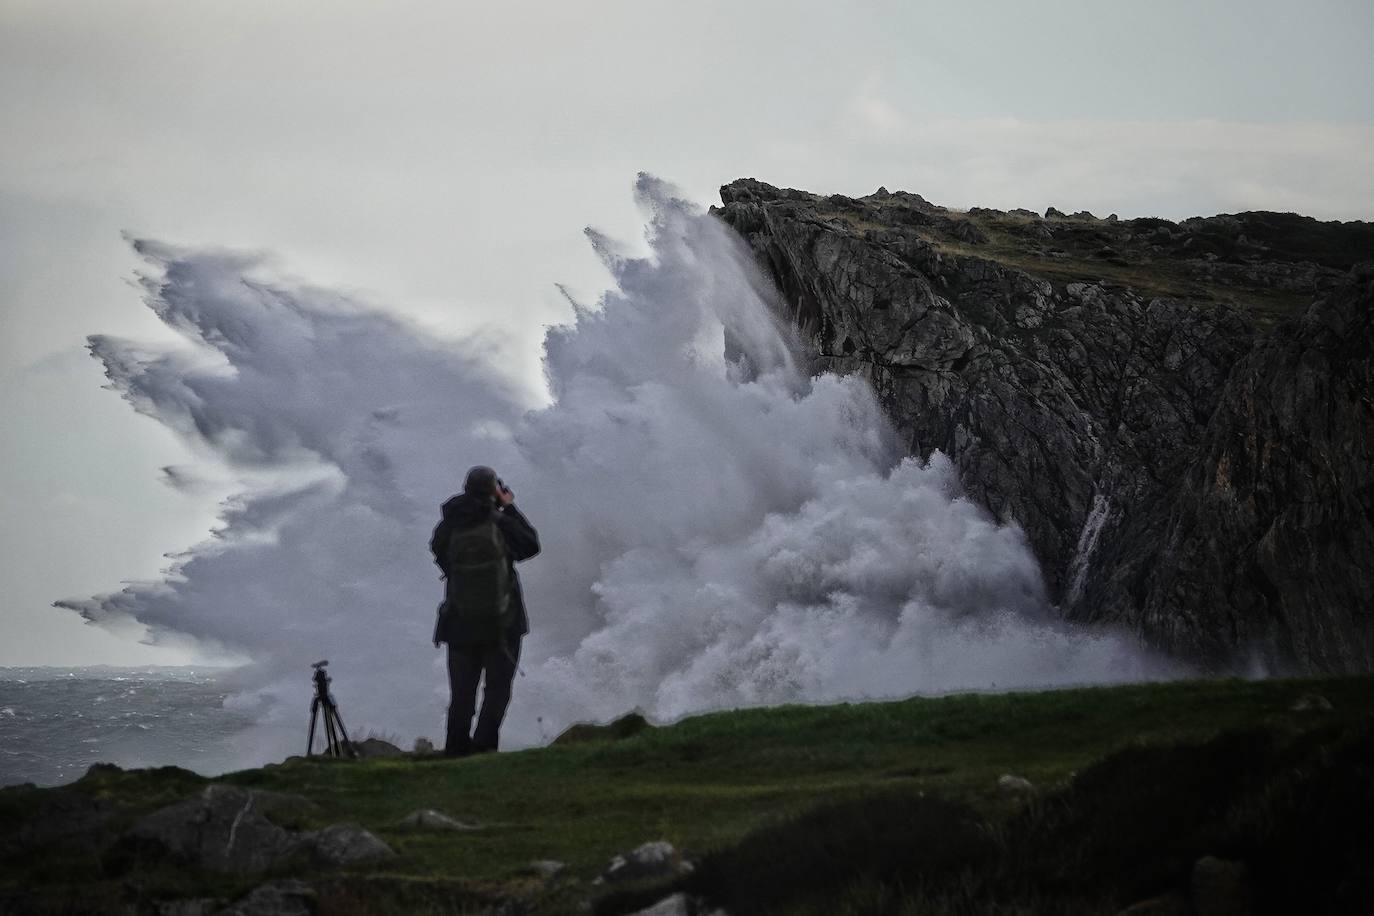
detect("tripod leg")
[323,706,340,757]
[307,698,320,757]
[328,701,358,759]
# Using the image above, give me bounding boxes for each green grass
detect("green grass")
[925,215,1314,328]
[817,204,1314,329]
[679,721,1374,915]
[3,675,1372,914]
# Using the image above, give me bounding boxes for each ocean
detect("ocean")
[0,667,253,788]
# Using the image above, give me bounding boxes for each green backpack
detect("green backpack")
[442,518,513,644]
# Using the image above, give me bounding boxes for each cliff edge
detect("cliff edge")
[714,179,1373,672]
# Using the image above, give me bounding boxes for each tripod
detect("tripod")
[306,660,357,758]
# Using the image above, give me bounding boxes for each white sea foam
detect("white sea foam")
[66,174,1178,764]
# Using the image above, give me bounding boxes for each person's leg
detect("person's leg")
[445,643,483,756]
[472,636,521,751]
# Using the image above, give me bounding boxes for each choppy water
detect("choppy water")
[0,667,253,787]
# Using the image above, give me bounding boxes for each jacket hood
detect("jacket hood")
[441,493,496,527]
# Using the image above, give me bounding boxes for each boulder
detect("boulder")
[353,738,403,758]
[529,859,567,879]
[627,894,691,916]
[950,220,988,244]
[1291,694,1333,713]
[625,894,728,916]
[109,785,391,875]
[305,824,396,866]
[997,774,1035,797]
[109,785,305,875]
[397,809,478,830]
[600,840,691,884]
[413,737,436,755]
[215,880,315,916]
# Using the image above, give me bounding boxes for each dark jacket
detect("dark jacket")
[430,494,540,645]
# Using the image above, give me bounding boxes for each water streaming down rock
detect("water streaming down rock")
[1065,494,1111,608]
[64,175,1173,766]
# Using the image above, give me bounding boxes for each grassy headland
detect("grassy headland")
[813,194,1374,330]
[3,674,1372,914]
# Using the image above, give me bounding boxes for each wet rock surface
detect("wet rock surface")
[716,178,1374,671]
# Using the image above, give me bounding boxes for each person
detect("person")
[429,465,540,756]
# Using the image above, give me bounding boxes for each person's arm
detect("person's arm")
[429,516,451,574]
[496,504,540,562]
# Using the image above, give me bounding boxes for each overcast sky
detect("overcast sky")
[2,0,1372,666]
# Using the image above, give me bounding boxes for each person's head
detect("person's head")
[463,465,499,501]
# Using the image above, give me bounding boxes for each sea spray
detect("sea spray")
[65,174,1176,767]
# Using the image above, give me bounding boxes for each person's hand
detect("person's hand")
[496,481,514,506]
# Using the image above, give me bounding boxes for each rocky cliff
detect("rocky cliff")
[714,179,1374,672]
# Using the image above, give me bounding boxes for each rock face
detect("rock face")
[715,179,1373,671]
[1134,266,1374,669]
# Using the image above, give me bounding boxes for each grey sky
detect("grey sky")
[2,0,1372,665]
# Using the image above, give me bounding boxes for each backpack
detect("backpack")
[441,518,513,644]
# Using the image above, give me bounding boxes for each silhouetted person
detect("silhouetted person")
[430,465,540,756]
